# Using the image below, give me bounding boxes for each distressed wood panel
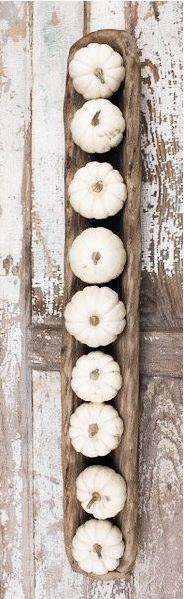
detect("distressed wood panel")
[28,327,182,377]
[0,3,33,597]
[139,330,182,378]
[33,371,87,599]
[133,376,182,599]
[86,1,125,31]
[1,1,182,598]
[124,1,183,330]
[31,1,84,323]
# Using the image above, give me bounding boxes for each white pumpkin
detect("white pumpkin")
[71,99,125,154]
[72,518,124,575]
[76,465,126,519]
[69,228,126,284]
[69,403,124,457]
[68,161,127,219]
[69,43,125,100]
[64,286,126,347]
[71,351,122,403]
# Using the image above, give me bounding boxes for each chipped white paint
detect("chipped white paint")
[133,378,182,599]
[135,1,183,276]
[89,1,125,30]
[32,1,84,322]
[1,2,182,598]
[0,2,33,598]
[33,371,86,599]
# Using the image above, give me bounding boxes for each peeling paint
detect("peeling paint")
[50,10,61,26]
[2,255,14,275]
[137,2,183,277]
[31,2,83,323]
[0,3,33,598]
[1,2,182,598]
[7,17,26,42]
[134,377,182,599]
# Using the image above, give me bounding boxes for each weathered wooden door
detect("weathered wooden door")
[1,2,182,598]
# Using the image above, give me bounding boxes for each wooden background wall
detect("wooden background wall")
[0,2,182,598]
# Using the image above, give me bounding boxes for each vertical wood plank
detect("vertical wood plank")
[31,1,84,323]
[31,4,87,596]
[134,377,182,599]
[88,1,125,31]
[124,0,183,329]
[33,371,86,599]
[0,2,33,597]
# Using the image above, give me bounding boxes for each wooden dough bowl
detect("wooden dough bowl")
[61,29,141,580]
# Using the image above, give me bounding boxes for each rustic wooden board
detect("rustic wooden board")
[125,1,183,332]
[62,29,141,580]
[28,325,182,378]
[31,1,84,323]
[1,2,182,598]
[0,3,34,597]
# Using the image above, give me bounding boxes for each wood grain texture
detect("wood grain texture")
[31,1,84,323]
[28,326,182,378]
[133,376,182,599]
[0,3,33,597]
[33,371,86,598]
[124,1,183,331]
[1,1,183,598]
[62,29,141,580]
[139,331,183,378]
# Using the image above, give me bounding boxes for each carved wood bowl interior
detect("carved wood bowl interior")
[62,29,141,580]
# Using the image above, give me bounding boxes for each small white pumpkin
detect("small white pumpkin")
[69,403,124,457]
[64,286,126,347]
[76,465,126,519]
[69,228,126,284]
[71,99,125,154]
[68,161,127,219]
[72,518,124,575]
[69,43,125,100]
[71,351,122,403]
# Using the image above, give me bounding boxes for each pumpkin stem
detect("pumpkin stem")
[90,368,99,381]
[91,251,101,265]
[87,492,101,509]
[94,67,105,85]
[92,180,103,193]
[93,543,102,558]
[88,422,99,437]
[89,315,99,326]
[91,110,101,127]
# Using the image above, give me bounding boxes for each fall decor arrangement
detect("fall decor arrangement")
[62,30,141,580]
